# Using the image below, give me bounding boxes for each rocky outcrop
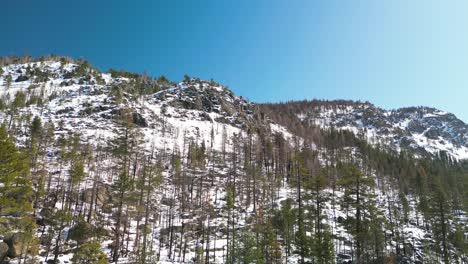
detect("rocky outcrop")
[0,242,9,262]
[4,234,24,258]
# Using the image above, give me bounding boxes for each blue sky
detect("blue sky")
[2,0,467,121]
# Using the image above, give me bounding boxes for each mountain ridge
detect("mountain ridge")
[0,56,467,264]
[1,56,466,160]
[260,99,468,160]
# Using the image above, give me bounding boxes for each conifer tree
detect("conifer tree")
[0,125,37,262]
[338,163,380,263]
[307,168,335,264]
[138,159,163,263]
[110,109,141,262]
[276,198,295,261]
[428,178,452,264]
[72,241,108,264]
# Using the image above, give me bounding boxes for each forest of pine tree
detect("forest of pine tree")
[0,56,466,264]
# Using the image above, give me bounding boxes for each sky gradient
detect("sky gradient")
[2,0,467,122]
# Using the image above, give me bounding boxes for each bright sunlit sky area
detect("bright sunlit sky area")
[2,0,467,121]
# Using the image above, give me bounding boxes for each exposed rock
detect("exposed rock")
[81,185,109,206]
[0,242,9,262]
[15,75,29,82]
[425,128,440,140]
[4,233,24,258]
[132,112,148,127]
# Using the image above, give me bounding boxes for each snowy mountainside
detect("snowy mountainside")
[2,60,466,160]
[273,100,468,160]
[0,58,466,264]
[0,60,273,152]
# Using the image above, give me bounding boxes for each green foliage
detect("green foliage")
[451,224,468,255]
[30,67,50,82]
[110,84,125,104]
[398,191,410,223]
[26,93,44,106]
[0,97,6,110]
[226,184,235,210]
[0,126,37,259]
[272,198,296,257]
[68,221,95,244]
[71,241,108,264]
[50,209,73,230]
[30,116,42,139]
[12,91,26,108]
[69,159,85,185]
[311,227,335,264]
[171,153,182,185]
[338,164,384,262]
[463,170,468,212]
[428,178,452,263]
[295,219,311,262]
[108,68,140,79]
[231,228,264,264]
[157,75,170,87]
[0,126,32,227]
[60,57,68,68]
[73,60,91,77]
[188,141,206,168]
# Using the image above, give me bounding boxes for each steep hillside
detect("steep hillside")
[0,58,273,153]
[260,100,468,160]
[0,56,466,264]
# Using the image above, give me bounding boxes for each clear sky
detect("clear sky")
[2,0,467,122]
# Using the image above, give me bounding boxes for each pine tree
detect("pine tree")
[0,124,31,221]
[232,228,264,264]
[311,227,335,264]
[109,109,142,262]
[72,241,108,264]
[225,184,235,263]
[138,159,163,263]
[338,163,380,263]
[428,178,452,264]
[307,168,335,264]
[0,125,37,263]
[292,146,314,263]
[51,210,73,263]
[275,198,295,261]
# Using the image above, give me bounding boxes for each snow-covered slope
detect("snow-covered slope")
[1,58,466,264]
[2,61,466,160]
[293,101,468,160]
[0,60,276,154]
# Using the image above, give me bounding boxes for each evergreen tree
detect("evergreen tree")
[338,163,381,263]
[225,184,235,263]
[230,228,264,264]
[311,227,335,264]
[0,125,37,263]
[275,198,295,261]
[138,159,163,263]
[307,168,335,264]
[109,109,142,262]
[72,241,108,264]
[428,178,452,264]
[0,125,32,222]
